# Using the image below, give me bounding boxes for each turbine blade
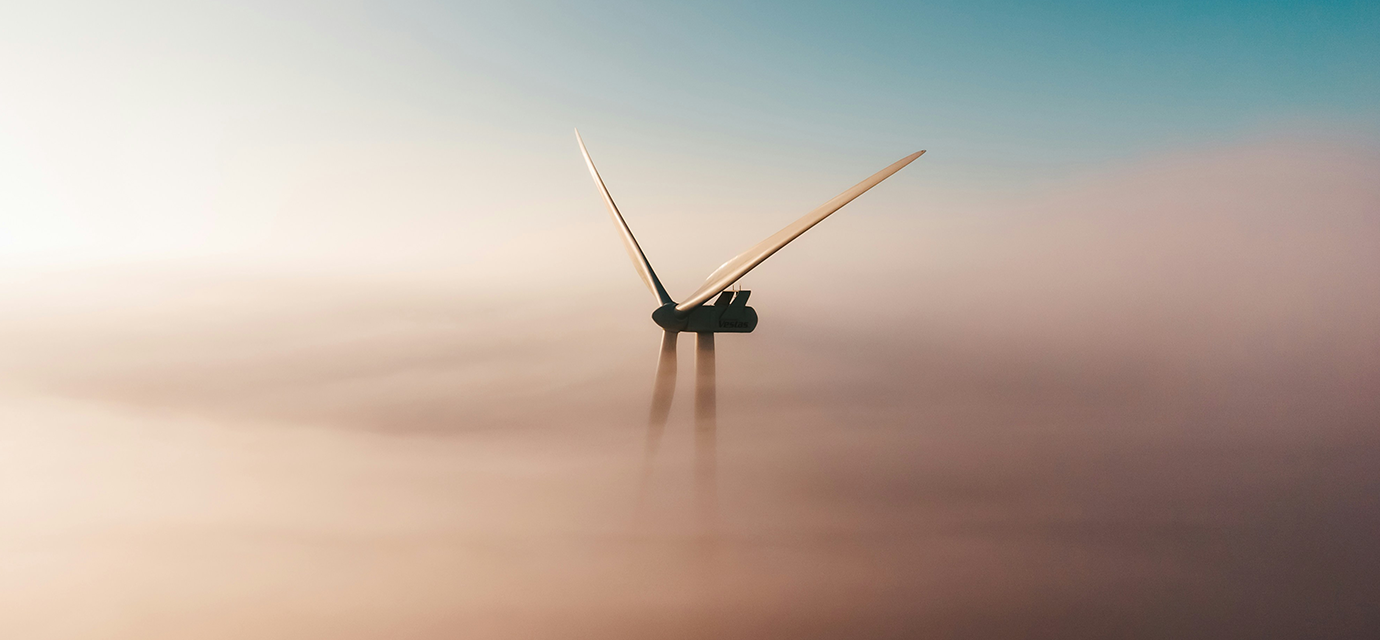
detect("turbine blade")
[675,150,925,312]
[642,330,678,479]
[576,130,673,306]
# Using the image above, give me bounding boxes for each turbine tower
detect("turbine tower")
[577,131,924,525]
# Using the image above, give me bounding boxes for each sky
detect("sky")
[3,0,1377,265]
[2,2,1379,639]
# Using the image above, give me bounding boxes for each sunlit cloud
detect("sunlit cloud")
[3,134,1377,638]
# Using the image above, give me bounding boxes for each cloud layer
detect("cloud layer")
[3,138,1379,639]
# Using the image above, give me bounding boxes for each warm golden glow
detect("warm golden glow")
[3,138,1378,638]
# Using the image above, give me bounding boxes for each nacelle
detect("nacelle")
[652,290,758,333]
[686,302,757,333]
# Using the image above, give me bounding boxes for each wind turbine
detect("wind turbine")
[576,131,924,523]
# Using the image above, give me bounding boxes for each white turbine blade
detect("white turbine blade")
[675,150,925,312]
[576,130,673,306]
[637,330,678,513]
[646,330,678,456]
